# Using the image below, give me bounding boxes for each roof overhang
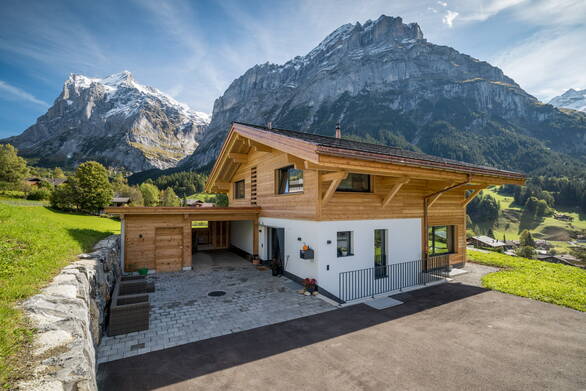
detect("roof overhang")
[105,206,261,221]
[205,122,526,192]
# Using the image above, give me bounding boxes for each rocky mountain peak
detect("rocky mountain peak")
[549,88,586,112]
[5,72,210,171]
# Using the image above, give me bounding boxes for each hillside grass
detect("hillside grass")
[0,199,120,387]
[481,188,586,253]
[468,249,586,312]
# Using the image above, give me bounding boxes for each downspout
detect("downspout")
[120,215,125,273]
[422,174,471,269]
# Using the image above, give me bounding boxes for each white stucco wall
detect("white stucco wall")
[258,217,422,298]
[230,220,253,254]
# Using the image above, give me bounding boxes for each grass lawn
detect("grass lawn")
[0,199,120,387]
[468,249,586,312]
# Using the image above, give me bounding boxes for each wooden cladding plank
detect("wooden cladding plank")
[155,227,183,272]
[382,178,409,208]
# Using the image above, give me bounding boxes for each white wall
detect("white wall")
[258,217,422,298]
[230,220,253,254]
[259,217,320,281]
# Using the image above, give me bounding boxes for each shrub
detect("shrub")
[26,189,51,200]
[516,245,536,259]
[0,190,26,199]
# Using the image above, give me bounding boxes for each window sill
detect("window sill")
[275,192,305,196]
[337,253,354,258]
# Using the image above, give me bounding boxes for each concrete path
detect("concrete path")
[98,279,586,390]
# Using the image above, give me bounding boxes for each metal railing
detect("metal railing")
[338,257,450,303]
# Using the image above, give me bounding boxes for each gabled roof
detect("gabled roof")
[206,122,526,192]
[234,122,524,178]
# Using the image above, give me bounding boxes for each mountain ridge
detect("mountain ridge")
[181,15,586,177]
[4,71,210,172]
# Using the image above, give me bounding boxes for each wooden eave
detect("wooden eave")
[104,206,261,217]
[205,123,526,192]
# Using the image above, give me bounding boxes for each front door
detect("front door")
[374,229,387,278]
[269,227,285,269]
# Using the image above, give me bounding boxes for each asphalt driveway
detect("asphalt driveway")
[98,276,585,391]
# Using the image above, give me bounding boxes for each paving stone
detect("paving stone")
[97,250,334,362]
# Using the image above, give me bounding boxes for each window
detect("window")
[234,180,245,199]
[337,173,371,192]
[337,231,353,257]
[428,225,455,256]
[276,165,304,194]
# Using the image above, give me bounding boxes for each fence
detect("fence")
[338,256,450,302]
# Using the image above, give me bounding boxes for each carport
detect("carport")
[105,207,261,273]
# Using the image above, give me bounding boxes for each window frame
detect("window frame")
[234,179,245,199]
[336,173,372,193]
[275,165,304,195]
[337,231,354,257]
[427,225,456,256]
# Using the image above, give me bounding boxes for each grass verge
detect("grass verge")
[468,249,586,312]
[0,200,120,388]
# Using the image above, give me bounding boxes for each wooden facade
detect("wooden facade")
[106,208,260,272]
[206,122,525,267]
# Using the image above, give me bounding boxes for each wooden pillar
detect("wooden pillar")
[183,215,192,270]
[252,219,259,264]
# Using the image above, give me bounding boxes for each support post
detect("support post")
[252,220,260,265]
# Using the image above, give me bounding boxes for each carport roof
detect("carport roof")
[104,206,261,218]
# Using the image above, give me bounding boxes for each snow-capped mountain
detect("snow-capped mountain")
[182,15,586,175]
[5,71,210,171]
[549,88,586,112]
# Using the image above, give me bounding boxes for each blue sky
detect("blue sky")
[0,0,584,138]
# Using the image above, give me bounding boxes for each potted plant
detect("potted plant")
[303,278,317,295]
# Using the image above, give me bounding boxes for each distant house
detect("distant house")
[534,239,551,249]
[504,240,519,250]
[185,199,215,208]
[111,197,130,207]
[24,177,43,187]
[537,254,583,268]
[470,235,506,250]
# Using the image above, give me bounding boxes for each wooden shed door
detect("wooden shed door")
[155,227,183,272]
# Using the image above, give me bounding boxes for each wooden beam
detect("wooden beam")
[382,178,410,208]
[322,178,343,206]
[461,188,484,207]
[228,153,248,164]
[247,139,272,152]
[287,154,305,170]
[428,182,456,208]
[320,171,348,182]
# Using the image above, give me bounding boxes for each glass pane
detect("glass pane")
[429,226,451,255]
[337,173,370,192]
[287,168,304,193]
[337,231,351,257]
[374,229,387,278]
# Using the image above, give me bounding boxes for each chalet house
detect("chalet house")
[469,235,507,250]
[111,196,131,207]
[106,122,525,302]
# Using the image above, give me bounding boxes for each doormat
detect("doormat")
[255,266,269,271]
[208,291,226,297]
[365,297,404,310]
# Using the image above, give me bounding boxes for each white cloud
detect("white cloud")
[437,1,448,6]
[442,10,459,27]
[0,80,49,107]
[492,26,586,101]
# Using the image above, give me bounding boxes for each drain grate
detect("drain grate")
[208,290,226,297]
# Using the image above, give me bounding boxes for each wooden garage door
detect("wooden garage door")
[155,227,183,272]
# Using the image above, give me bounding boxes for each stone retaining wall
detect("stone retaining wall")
[17,235,121,391]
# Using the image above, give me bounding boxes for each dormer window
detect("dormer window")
[276,165,304,194]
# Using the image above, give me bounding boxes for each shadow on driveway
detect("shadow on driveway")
[98,283,490,390]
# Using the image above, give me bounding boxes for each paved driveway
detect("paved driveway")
[98,269,586,390]
[97,250,334,363]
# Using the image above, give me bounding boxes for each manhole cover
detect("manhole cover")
[208,291,226,297]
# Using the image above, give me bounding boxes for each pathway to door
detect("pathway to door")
[97,250,334,363]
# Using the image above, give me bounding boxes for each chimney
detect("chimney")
[335,122,341,139]
[267,121,272,130]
